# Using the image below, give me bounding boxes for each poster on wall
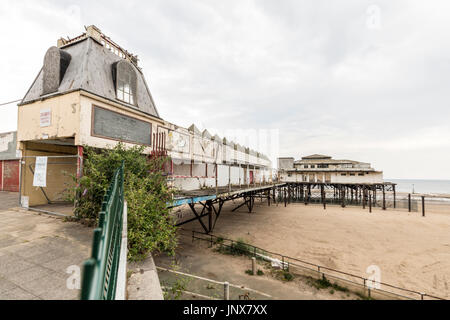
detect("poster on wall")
[33,156,48,187]
[40,109,52,127]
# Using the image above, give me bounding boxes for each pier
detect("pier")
[171,181,397,234]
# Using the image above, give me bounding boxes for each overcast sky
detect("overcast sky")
[1,1,449,179]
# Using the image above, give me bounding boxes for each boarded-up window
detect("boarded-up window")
[92,106,151,145]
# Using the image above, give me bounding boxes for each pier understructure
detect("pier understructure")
[170,182,397,234]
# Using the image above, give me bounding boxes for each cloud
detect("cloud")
[0,0,449,179]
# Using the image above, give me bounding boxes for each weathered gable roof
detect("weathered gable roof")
[202,129,212,139]
[188,124,202,135]
[20,37,160,118]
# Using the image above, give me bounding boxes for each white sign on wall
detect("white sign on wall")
[33,156,48,187]
[40,108,52,127]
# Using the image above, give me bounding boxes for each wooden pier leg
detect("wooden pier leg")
[321,185,326,209]
[363,187,366,209]
[369,192,372,213]
[393,185,396,209]
[288,184,291,204]
[307,185,311,205]
[422,196,425,217]
[408,193,411,212]
[382,185,386,210]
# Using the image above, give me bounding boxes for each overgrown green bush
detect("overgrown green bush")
[69,143,177,261]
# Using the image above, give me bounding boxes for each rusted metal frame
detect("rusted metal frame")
[247,192,255,213]
[211,199,225,231]
[187,202,209,234]
[207,200,213,233]
[231,196,250,212]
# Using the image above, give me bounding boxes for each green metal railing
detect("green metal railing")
[80,162,125,300]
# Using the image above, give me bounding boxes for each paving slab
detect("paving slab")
[0,192,93,300]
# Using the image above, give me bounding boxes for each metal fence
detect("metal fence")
[192,231,444,301]
[80,162,124,300]
[273,189,420,212]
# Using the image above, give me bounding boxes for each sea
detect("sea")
[386,179,450,196]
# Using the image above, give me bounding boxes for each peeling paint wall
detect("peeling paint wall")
[17,92,81,146]
[0,132,18,161]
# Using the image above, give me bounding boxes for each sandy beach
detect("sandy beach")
[179,199,450,299]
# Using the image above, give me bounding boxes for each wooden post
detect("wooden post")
[369,192,372,213]
[408,193,411,212]
[382,185,386,210]
[393,185,396,209]
[422,196,425,217]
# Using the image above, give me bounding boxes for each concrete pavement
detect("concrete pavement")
[0,192,93,300]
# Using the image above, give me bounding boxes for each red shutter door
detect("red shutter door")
[3,160,19,192]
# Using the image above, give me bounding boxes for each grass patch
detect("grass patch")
[355,292,375,300]
[214,238,266,260]
[214,236,224,244]
[245,269,254,276]
[307,275,349,293]
[273,269,294,282]
[257,269,264,276]
[283,271,294,281]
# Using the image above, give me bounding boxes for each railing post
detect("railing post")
[224,282,230,300]
[252,257,256,275]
